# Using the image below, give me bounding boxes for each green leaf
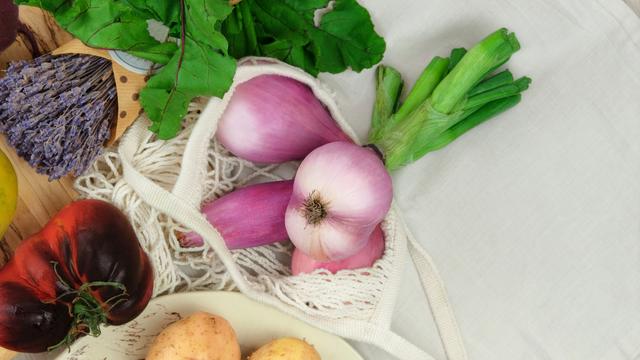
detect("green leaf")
[309,0,386,73]
[467,69,513,97]
[122,0,180,26]
[417,94,522,155]
[14,0,64,10]
[281,0,329,21]
[16,0,178,64]
[261,40,317,75]
[140,0,236,139]
[22,0,384,140]
[221,0,385,75]
[460,76,530,111]
[249,0,318,46]
[185,0,233,49]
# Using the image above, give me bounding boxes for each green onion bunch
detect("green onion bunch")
[369,28,531,170]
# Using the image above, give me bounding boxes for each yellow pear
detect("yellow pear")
[0,149,17,238]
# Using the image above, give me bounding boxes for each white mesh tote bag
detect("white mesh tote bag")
[76,58,467,360]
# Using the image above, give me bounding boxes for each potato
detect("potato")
[249,337,321,360]
[146,311,241,360]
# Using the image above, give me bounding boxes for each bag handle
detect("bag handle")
[119,119,467,360]
[119,58,468,360]
[119,120,251,290]
[170,97,223,209]
[403,220,469,360]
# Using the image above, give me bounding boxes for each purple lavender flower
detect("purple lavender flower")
[0,54,117,180]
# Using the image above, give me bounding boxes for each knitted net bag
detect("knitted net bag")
[75,58,467,360]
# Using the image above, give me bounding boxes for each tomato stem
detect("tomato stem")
[46,261,129,352]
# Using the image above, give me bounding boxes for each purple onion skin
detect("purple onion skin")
[180,180,294,249]
[291,225,385,275]
[285,141,393,261]
[0,0,19,52]
[216,75,352,164]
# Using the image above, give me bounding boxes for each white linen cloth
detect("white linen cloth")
[17,1,640,359]
[318,0,640,358]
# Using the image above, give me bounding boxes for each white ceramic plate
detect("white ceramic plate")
[54,291,363,360]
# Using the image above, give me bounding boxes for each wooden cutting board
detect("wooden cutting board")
[0,5,76,261]
[0,7,74,360]
[0,137,77,263]
[0,5,75,264]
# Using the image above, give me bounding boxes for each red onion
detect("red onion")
[216,75,352,163]
[291,225,385,275]
[0,0,18,52]
[180,180,293,249]
[285,142,392,261]
[0,1,40,56]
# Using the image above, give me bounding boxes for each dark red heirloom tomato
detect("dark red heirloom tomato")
[0,199,153,352]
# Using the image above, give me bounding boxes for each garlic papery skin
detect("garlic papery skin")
[285,141,392,261]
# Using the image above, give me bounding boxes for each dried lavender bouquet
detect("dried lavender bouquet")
[0,54,116,180]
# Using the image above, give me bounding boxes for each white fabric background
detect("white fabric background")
[318,0,640,359]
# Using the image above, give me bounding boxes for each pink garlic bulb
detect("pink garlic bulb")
[216,75,352,164]
[285,142,393,261]
[180,180,293,249]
